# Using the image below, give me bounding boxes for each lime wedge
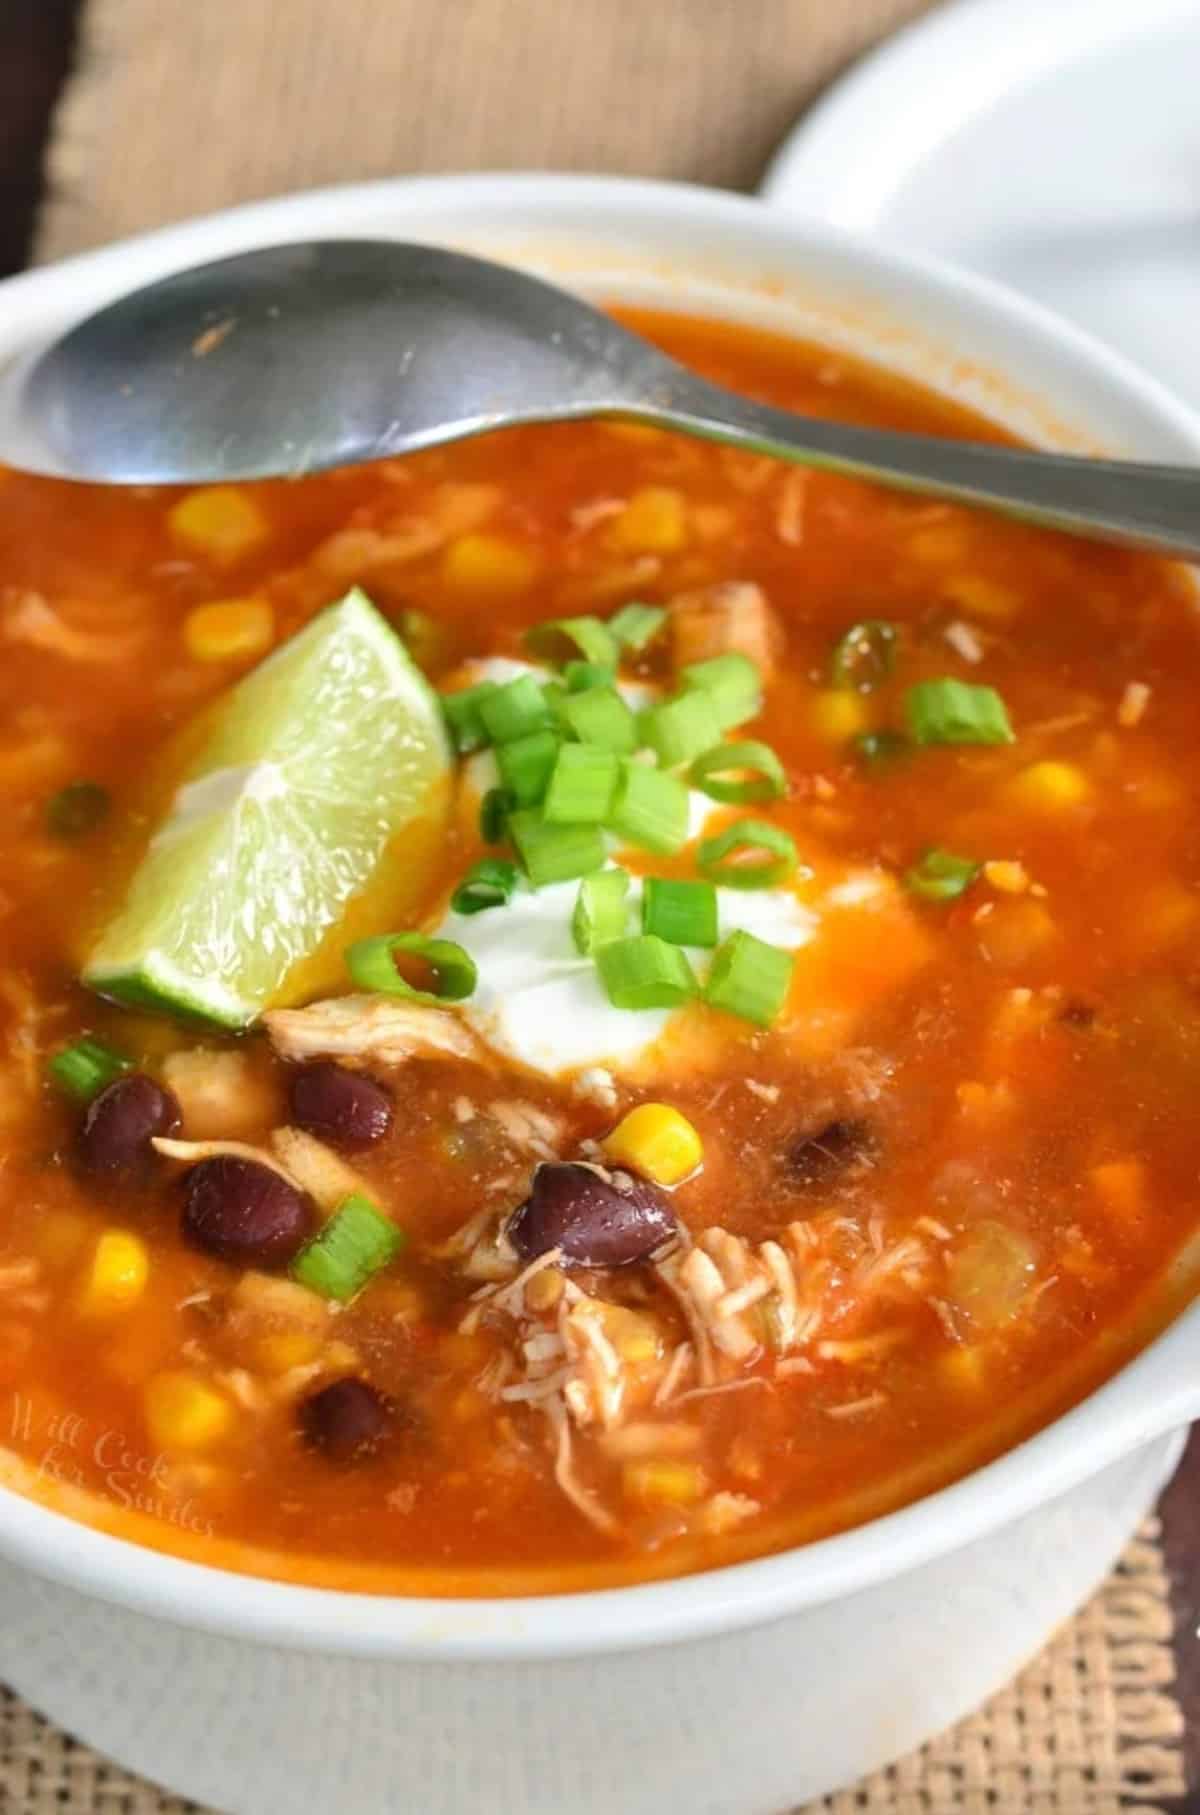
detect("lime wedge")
[84,588,452,1029]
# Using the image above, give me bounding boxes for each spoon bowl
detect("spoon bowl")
[5,237,1200,559]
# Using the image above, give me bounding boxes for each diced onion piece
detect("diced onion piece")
[689,739,786,805]
[608,602,667,652]
[477,675,555,746]
[495,727,561,807]
[509,810,607,887]
[525,615,618,668]
[572,869,630,954]
[829,618,898,692]
[904,848,980,903]
[639,691,723,769]
[344,933,477,1002]
[705,929,794,1027]
[947,1221,1035,1331]
[679,651,762,730]
[561,685,638,753]
[641,877,718,948]
[595,934,699,1010]
[450,859,519,917]
[291,1193,405,1303]
[697,817,797,889]
[47,1036,133,1102]
[905,678,1014,746]
[610,761,690,854]
[543,744,620,825]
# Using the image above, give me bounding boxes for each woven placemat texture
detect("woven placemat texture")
[20,1,1190,1809]
[0,1524,1184,1814]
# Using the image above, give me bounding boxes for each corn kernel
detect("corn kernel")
[183,597,275,662]
[1005,761,1091,812]
[623,1460,707,1507]
[1090,1159,1148,1225]
[255,1330,321,1374]
[809,690,870,742]
[81,1230,149,1315]
[143,1371,233,1451]
[608,487,688,554]
[603,1103,703,1187]
[441,532,540,596]
[168,487,270,563]
[940,1345,988,1391]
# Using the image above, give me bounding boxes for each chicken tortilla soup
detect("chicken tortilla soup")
[0,310,1197,1594]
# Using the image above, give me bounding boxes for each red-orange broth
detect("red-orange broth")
[0,310,1198,1594]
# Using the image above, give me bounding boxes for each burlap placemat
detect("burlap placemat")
[17,0,1191,1808]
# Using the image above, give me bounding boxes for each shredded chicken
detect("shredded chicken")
[487,1100,564,1160]
[269,1125,372,1214]
[162,1048,276,1140]
[668,580,783,679]
[151,1136,301,1187]
[264,994,477,1066]
[3,590,142,663]
[655,1223,821,1379]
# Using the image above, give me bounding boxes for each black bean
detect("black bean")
[785,1118,875,1188]
[298,1377,393,1461]
[508,1161,677,1268]
[289,1061,392,1150]
[182,1156,313,1267]
[77,1073,181,1177]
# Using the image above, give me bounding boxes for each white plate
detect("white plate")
[762,0,1200,410]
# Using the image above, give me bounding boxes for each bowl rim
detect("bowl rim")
[4,171,1200,1660]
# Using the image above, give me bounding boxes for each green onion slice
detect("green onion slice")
[509,809,607,888]
[595,934,699,1010]
[495,727,561,808]
[46,780,112,840]
[477,674,555,746]
[564,659,616,693]
[442,681,499,754]
[525,615,618,669]
[561,684,638,753]
[479,786,515,845]
[698,817,798,890]
[689,740,786,805]
[706,930,794,1027]
[679,652,762,730]
[608,602,667,652]
[450,858,519,916]
[572,868,630,954]
[47,1036,133,1102]
[345,933,477,1002]
[641,877,718,948]
[610,760,690,854]
[854,729,910,770]
[829,619,898,692]
[291,1193,406,1303]
[905,678,1014,746]
[543,743,619,824]
[904,847,981,902]
[639,690,722,769]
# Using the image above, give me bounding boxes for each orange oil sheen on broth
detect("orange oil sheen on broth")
[0,309,1198,1594]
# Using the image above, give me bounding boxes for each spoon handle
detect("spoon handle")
[643,373,1200,561]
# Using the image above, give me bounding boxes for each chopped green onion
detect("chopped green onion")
[345,933,477,1002]
[697,817,798,890]
[610,760,690,854]
[525,615,618,668]
[679,652,762,730]
[689,740,786,805]
[495,727,561,807]
[442,682,499,754]
[478,674,555,745]
[479,786,515,844]
[543,743,619,824]
[564,659,616,693]
[608,602,667,652]
[46,780,111,840]
[541,679,569,723]
[854,729,910,770]
[291,1193,405,1303]
[829,619,898,692]
[641,877,718,948]
[706,930,794,1027]
[561,685,638,753]
[905,678,1014,746]
[639,690,723,769]
[47,1036,132,1103]
[572,868,630,954]
[904,847,981,902]
[450,858,519,916]
[595,934,699,1010]
[509,809,607,887]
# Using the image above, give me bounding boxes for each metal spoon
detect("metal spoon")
[4,238,1199,559]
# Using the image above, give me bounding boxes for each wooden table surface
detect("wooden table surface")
[2,2,1197,1806]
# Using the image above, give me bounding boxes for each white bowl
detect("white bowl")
[2,174,1199,1815]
